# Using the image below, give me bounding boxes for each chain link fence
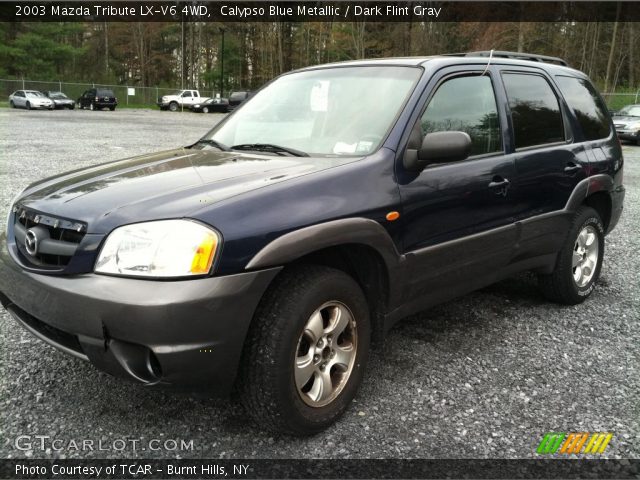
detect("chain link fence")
[0,79,219,107]
[2,78,639,112]
[601,92,640,112]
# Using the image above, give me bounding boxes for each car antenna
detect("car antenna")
[481,49,494,76]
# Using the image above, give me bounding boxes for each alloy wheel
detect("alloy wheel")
[572,225,600,287]
[294,301,358,408]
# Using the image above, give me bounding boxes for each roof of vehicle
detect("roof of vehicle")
[297,52,584,77]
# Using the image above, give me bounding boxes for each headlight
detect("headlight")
[162,96,168,102]
[6,188,26,231]
[95,220,220,278]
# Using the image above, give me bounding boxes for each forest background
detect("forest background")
[0,21,637,108]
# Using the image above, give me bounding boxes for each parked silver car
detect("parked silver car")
[8,90,54,110]
[613,104,640,145]
[44,91,75,110]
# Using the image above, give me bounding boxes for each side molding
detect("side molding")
[245,218,402,271]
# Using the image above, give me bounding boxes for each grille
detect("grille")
[12,206,87,268]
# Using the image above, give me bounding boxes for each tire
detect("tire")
[538,206,604,305]
[26,102,31,110]
[237,265,371,435]
[202,106,209,113]
[169,102,178,112]
[89,103,95,111]
[9,100,15,108]
[109,106,115,111]
[69,104,75,110]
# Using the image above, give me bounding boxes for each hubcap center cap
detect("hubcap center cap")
[321,346,332,360]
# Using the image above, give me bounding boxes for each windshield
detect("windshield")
[50,92,67,99]
[617,105,640,117]
[205,66,422,156]
[26,91,43,98]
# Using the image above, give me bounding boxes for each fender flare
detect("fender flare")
[565,174,614,212]
[245,217,403,272]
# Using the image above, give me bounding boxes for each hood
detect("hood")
[16,147,358,233]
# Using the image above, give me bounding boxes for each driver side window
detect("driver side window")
[420,75,502,156]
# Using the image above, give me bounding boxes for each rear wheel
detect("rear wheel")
[538,206,604,304]
[237,265,370,435]
[109,106,115,111]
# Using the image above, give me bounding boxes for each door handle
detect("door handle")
[488,176,510,197]
[564,162,581,173]
[488,177,510,189]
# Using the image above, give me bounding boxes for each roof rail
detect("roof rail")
[463,51,569,67]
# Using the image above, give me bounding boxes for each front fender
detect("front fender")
[245,217,403,272]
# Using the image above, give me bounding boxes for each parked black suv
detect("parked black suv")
[77,88,117,111]
[0,52,625,435]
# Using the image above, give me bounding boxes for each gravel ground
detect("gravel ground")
[0,109,638,460]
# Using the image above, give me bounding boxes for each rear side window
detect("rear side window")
[502,73,564,149]
[555,76,610,140]
[420,75,502,156]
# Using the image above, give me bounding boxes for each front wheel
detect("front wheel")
[26,101,31,110]
[89,103,95,111]
[538,206,604,304]
[237,265,370,435]
[9,100,15,108]
[169,102,178,112]
[202,106,209,113]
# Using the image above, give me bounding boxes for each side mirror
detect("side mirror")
[404,131,472,172]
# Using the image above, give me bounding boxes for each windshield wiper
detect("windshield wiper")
[231,143,309,157]
[193,139,231,151]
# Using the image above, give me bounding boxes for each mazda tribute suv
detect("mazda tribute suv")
[0,51,625,435]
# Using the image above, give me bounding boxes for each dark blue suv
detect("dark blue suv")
[0,52,625,435]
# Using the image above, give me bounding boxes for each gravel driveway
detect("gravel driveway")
[0,109,638,460]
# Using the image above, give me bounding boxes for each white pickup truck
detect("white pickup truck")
[157,90,210,111]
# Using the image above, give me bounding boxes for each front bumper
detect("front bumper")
[615,129,640,142]
[0,232,280,394]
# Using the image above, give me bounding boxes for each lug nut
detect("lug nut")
[313,355,320,362]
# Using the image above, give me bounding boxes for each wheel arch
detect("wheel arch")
[564,174,614,231]
[245,218,405,344]
[584,191,612,232]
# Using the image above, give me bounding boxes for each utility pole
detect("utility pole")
[219,27,225,97]
[181,20,186,89]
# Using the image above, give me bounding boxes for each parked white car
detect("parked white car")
[157,90,210,111]
[9,90,54,110]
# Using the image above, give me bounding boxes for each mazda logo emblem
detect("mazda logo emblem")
[25,230,38,256]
